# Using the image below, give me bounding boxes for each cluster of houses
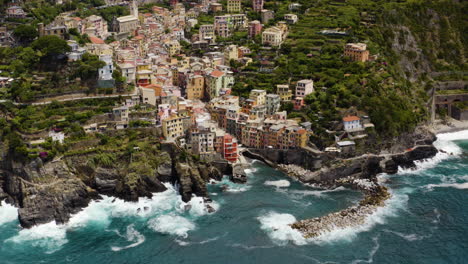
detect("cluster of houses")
[8,0,380,163]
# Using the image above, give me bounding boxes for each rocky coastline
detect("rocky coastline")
[0,142,231,228]
[253,130,439,238]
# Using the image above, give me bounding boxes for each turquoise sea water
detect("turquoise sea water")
[0,131,467,264]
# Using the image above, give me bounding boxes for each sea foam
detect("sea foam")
[6,183,217,253]
[148,214,195,238]
[264,180,291,188]
[0,200,18,226]
[257,211,307,246]
[398,130,466,174]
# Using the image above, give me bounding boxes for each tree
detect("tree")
[31,36,71,58]
[73,53,106,87]
[112,67,126,93]
[13,25,38,44]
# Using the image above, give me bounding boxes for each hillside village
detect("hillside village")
[0,0,466,165]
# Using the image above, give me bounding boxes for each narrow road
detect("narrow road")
[0,91,138,106]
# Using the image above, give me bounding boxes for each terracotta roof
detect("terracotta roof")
[343,116,360,122]
[210,70,224,78]
[89,36,104,44]
[72,17,81,21]
[297,129,307,135]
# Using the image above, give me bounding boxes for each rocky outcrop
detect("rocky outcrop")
[277,142,438,238]
[244,147,324,171]
[175,161,208,202]
[0,142,232,228]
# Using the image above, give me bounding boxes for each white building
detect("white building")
[343,116,363,132]
[284,14,298,24]
[295,79,314,97]
[266,94,281,115]
[98,55,114,80]
[49,131,65,143]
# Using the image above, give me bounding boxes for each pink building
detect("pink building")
[293,97,305,111]
[157,104,172,124]
[252,0,264,12]
[248,20,262,38]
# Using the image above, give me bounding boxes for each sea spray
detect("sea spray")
[6,221,68,254]
[0,201,18,226]
[5,183,218,253]
[264,180,291,188]
[398,130,465,174]
[148,214,195,238]
[257,212,307,246]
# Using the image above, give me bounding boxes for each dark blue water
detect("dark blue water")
[1,132,467,264]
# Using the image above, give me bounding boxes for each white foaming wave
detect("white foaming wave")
[397,129,468,174]
[264,180,291,188]
[257,211,307,246]
[425,182,468,190]
[244,167,257,174]
[111,224,145,252]
[216,176,251,193]
[0,200,18,226]
[437,130,468,141]
[148,214,195,238]
[6,221,68,254]
[6,183,217,252]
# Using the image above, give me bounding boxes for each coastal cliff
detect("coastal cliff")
[0,141,231,228]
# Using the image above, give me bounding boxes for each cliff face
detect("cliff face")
[0,142,231,228]
[378,1,466,82]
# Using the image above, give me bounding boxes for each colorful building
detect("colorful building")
[344,43,369,62]
[248,20,262,38]
[227,0,242,13]
[277,84,293,101]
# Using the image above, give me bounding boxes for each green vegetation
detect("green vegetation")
[0,98,122,161]
[436,89,468,95]
[233,0,466,140]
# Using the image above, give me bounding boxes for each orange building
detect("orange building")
[344,43,369,62]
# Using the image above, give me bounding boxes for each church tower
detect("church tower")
[130,0,138,18]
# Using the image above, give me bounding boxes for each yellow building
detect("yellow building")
[186,74,205,100]
[136,63,152,86]
[276,84,292,101]
[165,40,181,56]
[249,89,267,106]
[227,0,242,13]
[162,114,188,139]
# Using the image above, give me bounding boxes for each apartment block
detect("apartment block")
[344,43,369,62]
[227,0,242,13]
[252,0,264,12]
[295,79,314,97]
[249,89,267,106]
[277,84,293,101]
[248,20,262,38]
[266,94,281,115]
